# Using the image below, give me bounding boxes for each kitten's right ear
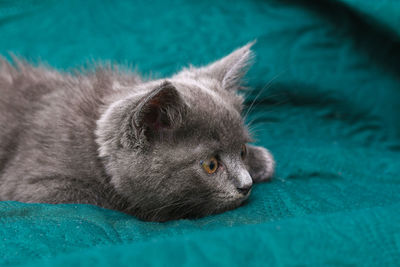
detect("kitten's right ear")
[127,81,186,146]
[197,42,255,91]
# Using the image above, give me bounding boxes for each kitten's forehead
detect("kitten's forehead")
[172,78,251,147]
[172,76,244,111]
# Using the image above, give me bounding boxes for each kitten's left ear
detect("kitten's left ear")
[131,81,186,143]
[96,81,186,155]
[198,41,255,91]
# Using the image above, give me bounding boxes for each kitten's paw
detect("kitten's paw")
[247,145,275,183]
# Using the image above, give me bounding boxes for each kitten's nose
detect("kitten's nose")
[236,168,253,195]
[237,184,252,195]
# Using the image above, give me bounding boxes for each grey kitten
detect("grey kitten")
[0,43,274,221]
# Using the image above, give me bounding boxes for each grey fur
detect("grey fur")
[0,43,274,221]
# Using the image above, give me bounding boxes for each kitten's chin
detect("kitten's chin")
[213,195,250,214]
[130,194,251,222]
[183,194,251,220]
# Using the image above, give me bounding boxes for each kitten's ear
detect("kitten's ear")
[198,41,255,91]
[131,81,186,143]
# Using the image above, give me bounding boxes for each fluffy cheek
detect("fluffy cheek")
[105,153,162,201]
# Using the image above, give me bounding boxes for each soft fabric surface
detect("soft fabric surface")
[1,0,400,266]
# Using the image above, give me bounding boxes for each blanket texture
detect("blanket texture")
[1,0,400,266]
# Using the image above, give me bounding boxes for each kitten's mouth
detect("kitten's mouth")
[238,187,252,201]
[244,188,252,197]
[224,190,252,208]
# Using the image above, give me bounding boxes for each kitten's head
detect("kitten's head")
[97,43,256,221]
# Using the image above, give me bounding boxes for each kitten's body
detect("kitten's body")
[0,44,274,221]
[0,63,120,208]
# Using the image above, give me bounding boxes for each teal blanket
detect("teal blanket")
[1,0,400,266]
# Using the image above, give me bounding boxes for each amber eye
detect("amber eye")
[201,157,219,174]
[240,144,247,160]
